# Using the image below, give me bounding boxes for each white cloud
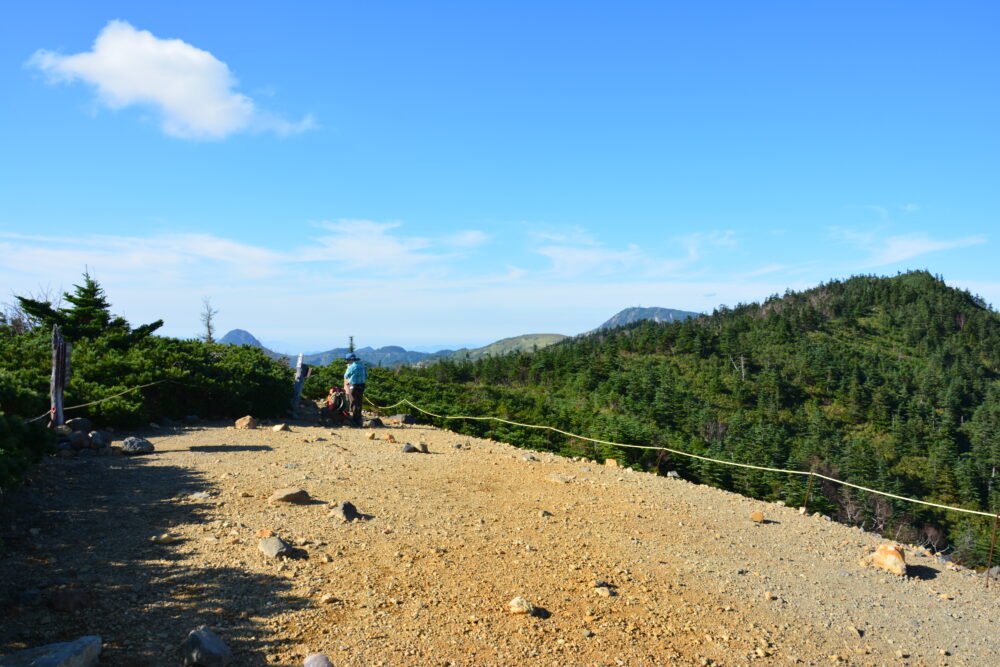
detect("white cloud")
[444,230,490,248]
[829,227,986,267]
[678,230,737,261]
[28,20,313,140]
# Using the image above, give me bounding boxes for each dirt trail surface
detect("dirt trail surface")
[2,421,999,666]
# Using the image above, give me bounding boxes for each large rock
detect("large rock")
[0,634,101,666]
[866,544,907,576]
[268,488,311,504]
[118,436,154,455]
[180,626,232,666]
[328,500,361,522]
[304,655,335,667]
[234,415,258,429]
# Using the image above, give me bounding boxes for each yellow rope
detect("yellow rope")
[366,396,996,519]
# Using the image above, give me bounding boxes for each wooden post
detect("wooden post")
[803,470,815,514]
[291,353,308,411]
[50,325,69,427]
[987,511,999,589]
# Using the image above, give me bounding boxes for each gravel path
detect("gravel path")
[2,420,999,666]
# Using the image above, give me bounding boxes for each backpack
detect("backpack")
[324,388,350,424]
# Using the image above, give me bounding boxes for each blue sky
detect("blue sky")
[1,2,997,352]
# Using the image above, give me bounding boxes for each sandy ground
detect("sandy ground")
[2,418,999,666]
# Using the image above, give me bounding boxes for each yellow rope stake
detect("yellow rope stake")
[366,396,997,519]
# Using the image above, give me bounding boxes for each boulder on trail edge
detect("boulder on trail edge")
[234,415,258,429]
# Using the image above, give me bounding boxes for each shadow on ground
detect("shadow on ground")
[0,453,307,666]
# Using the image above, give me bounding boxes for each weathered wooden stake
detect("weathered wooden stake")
[49,324,70,427]
[987,511,999,589]
[803,470,815,514]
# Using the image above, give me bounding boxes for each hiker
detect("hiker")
[343,353,368,426]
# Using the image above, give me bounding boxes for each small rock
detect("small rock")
[189,491,212,500]
[118,436,154,455]
[401,443,419,453]
[268,488,311,504]
[594,586,613,597]
[234,415,258,430]
[582,629,594,638]
[865,544,907,576]
[539,510,553,518]
[521,454,538,462]
[255,529,276,538]
[318,595,338,605]
[604,458,618,467]
[365,417,384,428]
[389,414,416,425]
[507,597,534,615]
[258,536,293,559]
[304,654,335,667]
[0,635,101,667]
[152,533,180,544]
[666,471,680,478]
[418,442,429,453]
[272,423,290,432]
[763,591,777,601]
[180,625,232,666]
[385,434,398,443]
[798,506,807,515]
[749,510,765,523]
[367,431,377,440]
[328,500,361,522]
[546,473,571,484]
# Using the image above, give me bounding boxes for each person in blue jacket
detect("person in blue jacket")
[342,353,368,426]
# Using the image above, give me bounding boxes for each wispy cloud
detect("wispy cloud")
[829,227,986,267]
[28,20,314,140]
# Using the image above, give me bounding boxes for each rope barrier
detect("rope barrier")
[17,380,172,426]
[365,396,996,519]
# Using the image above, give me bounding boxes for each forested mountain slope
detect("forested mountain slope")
[361,272,1000,564]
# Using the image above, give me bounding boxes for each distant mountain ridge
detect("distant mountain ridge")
[597,307,701,330]
[218,305,696,367]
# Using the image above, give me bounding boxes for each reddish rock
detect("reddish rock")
[268,488,311,504]
[749,510,765,523]
[867,544,907,576]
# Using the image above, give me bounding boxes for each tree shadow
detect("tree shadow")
[0,454,311,666]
